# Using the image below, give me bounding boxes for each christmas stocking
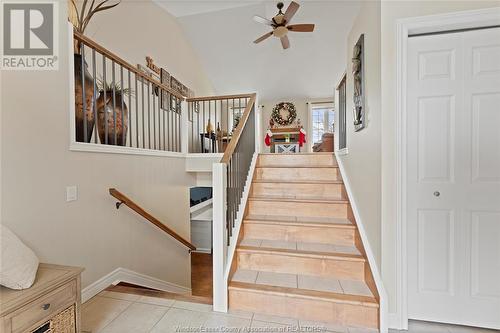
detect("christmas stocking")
[299,128,307,147]
[265,130,273,147]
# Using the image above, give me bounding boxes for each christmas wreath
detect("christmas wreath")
[271,102,297,126]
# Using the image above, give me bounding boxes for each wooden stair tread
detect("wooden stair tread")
[252,179,343,184]
[245,215,355,228]
[228,281,378,308]
[249,196,349,204]
[237,242,364,261]
[256,165,338,169]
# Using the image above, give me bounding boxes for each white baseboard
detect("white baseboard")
[389,312,406,330]
[335,152,388,333]
[81,268,191,303]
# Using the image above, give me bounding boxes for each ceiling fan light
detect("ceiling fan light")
[273,26,288,38]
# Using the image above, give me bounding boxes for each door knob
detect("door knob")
[433,191,440,197]
[42,303,51,310]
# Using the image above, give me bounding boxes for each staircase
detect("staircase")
[228,153,379,330]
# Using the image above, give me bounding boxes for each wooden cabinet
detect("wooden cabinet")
[0,264,83,333]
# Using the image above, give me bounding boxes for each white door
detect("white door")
[407,27,500,329]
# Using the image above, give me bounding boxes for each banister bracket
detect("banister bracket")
[116,201,124,209]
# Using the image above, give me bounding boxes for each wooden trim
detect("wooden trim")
[186,93,254,102]
[221,94,257,164]
[109,188,196,251]
[73,31,185,100]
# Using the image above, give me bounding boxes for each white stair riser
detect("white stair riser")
[251,183,344,199]
[248,200,348,218]
[243,223,355,246]
[254,167,340,181]
[237,251,365,280]
[229,289,379,329]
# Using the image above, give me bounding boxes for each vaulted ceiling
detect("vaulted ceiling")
[155,1,361,101]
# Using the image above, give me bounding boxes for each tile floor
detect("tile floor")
[81,290,499,333]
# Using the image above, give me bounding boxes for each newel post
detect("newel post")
[212,162,228,312]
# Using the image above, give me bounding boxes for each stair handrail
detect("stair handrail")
[221,93,256,164]
[109,188,196,252]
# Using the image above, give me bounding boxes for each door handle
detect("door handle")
[433,191,440,197]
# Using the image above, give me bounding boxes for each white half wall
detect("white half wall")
[1,0,214,291]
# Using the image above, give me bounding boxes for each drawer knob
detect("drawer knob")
[42,303,51,310]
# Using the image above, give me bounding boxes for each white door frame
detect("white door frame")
[395,7,500,330]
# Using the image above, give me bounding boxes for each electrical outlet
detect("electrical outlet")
[66,186,77,202]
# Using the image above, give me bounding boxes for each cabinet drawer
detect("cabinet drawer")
[10,280,76,333]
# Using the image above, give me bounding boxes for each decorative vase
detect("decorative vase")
[96,91,128,146]
[74,54,96,142]
[206,119,213,134]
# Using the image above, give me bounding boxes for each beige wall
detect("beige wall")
[338,0,382,268]
[380,0,500,316]
[1,0,213,290]
[259,98,333,153]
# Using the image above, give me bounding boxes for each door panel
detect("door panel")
[407,27,500,329]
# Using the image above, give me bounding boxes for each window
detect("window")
[311,105,335,144]
[337,74,347,150]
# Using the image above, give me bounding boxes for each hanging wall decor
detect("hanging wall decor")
[352,34,365,131]
[271,102,297,126]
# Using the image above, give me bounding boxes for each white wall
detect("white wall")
[380,0,500,317]
[337,0,382,268]
[260,98,333,153]
[1,0,213,290]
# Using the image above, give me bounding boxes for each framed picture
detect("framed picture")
[160,68,170,111]
[352,34,365,131]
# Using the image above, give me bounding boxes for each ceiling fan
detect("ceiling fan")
[253,1,315,50]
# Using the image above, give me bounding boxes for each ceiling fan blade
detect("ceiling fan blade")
[281,35,290,49]
[287,24,315,32]
[253,15,274,26]
[254,31,273,44]
[284,1,300,24]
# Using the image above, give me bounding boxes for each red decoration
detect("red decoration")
[265,130,273,147]
[299,128,306,147]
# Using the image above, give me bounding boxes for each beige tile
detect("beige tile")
[240,238,263,247]
[407,320,450,333]
[203,312,251,328]
[172,300,213,312]
[232,269,258,283]
[297,242,336,253]
[151,308,210,333]
[227,308,254,320]
[339,280,373,297]
[81,296,132,332]
[136,295,175,307]
[100,302,169,333]
[300,319,348,332]
[252,313,299,326]
[298,275,342,293]
[260,239,297,250]
[251,320,291,331]
[256,271,297,288]
[99,290,141,301]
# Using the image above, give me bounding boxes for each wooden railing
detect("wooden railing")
[186,94,253,154]
[109,188,196,252]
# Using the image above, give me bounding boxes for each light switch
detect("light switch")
[66,186,77,202]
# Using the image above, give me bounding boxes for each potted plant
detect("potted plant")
[68,0,120,142]
[96,79,132,146]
